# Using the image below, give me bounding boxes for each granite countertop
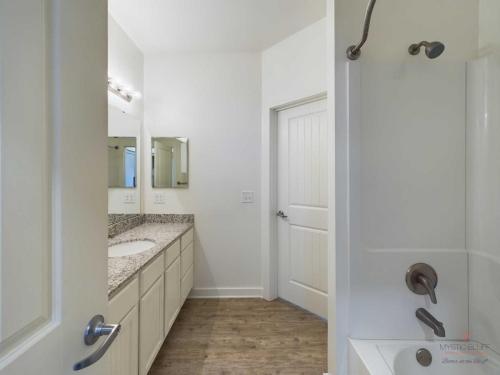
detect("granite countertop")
[108,222,193,298]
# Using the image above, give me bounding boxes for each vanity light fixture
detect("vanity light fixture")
[108,77,141,103]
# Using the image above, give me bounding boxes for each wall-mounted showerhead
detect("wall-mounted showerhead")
[408,41,445,59]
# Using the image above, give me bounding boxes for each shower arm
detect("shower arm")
[346,0,377,60]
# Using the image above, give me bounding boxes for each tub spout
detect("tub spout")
[416,308,445,337]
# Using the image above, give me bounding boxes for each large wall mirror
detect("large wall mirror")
[152,137,189,188]
[108,137,137,188]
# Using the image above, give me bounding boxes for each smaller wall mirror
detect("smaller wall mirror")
[152,137,189,188]
[108,137,137,188]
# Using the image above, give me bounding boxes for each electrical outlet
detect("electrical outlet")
[124,193,136,204]
[240,191,254,204]
[154,193,166,204]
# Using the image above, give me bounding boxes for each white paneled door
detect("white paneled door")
[153,141,172,187]
[277,99,328,319]
[0,1,109,375]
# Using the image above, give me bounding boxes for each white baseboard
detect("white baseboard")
[189,287,263,299]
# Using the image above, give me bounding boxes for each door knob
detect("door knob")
[277,210,288,219]
[73,315,121,371]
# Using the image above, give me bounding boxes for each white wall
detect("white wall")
[260,18,327,300]
[262,19,327,107]
[335,1,478,372]
[108,16,144,117]
[108,16,144,213]
[478,0,500,55]
[144,53,262,297]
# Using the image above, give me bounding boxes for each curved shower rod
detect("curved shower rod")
[346,0,377,60]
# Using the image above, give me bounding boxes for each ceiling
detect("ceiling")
[108,0,326,54]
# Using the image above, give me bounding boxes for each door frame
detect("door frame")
[261,92,327,302]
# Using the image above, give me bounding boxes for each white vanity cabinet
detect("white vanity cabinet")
[164,241,181,337]
[109,277,140,375]
[180,229,194,304]
[108,227,194,375]
[163,231,194,337]
[139,254,165,375]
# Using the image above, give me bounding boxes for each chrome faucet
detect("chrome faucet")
[416,308,445,337]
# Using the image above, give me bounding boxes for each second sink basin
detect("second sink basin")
[109,240,156,258]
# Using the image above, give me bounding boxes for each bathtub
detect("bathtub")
[349,339,500,374]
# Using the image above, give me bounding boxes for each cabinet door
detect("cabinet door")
[180,242,194,277]
[110,305,139,375]
[139,275,164,375]
[164,257,181,337]
[181,264,194,304]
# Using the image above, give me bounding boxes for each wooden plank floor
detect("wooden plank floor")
[149,298,327,375]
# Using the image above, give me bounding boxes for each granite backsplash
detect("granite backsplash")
[108,214,194,238]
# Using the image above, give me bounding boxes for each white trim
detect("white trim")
[189,288,263,299]
[260,106,279,301]
[261,93,328,302]
[326,1,336,373]
[272,92,328,112]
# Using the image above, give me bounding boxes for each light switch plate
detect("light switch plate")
[241,191,254,204]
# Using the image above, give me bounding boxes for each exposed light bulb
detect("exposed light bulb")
[107,76,141,102]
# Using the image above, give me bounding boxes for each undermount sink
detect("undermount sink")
[108,240,156,258]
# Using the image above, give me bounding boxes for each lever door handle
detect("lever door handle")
[277,210,288,219]
[73,315,121,371]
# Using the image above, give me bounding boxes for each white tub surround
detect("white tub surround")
[349,339,500,375]
[350,249,468,340]
[467,53,500,355]
[344,61,469,345]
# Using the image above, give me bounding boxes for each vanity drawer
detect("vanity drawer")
[140,253,165,296]
[165,240,180,268]
[109,276,139,322]
[181,264,194,303]
[181,242,194,277]
[181,228,193,250]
